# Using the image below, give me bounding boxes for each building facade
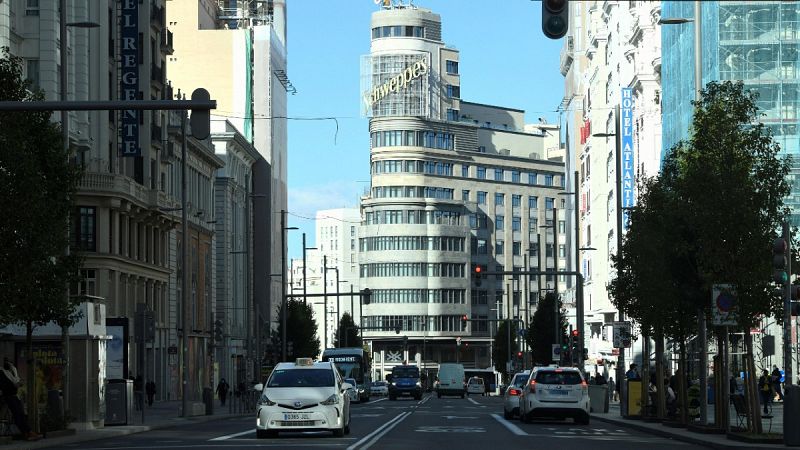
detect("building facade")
[360,2,566,379]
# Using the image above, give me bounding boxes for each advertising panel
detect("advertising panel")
[361,53,430,118]
[620,88,635,228]
[120,0,140,157]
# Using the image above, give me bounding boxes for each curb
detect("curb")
[1,413,250,450]
[591,414,783,450]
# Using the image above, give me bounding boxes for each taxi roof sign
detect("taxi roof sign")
[295,357,314,366]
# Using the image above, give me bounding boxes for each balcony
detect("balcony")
[161,29,174,55]
[560,36,574,76]
[79,172,177,212]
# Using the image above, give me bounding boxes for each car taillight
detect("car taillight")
[509,388,521,396]
[529,380,536,393]
[580,380,588,392]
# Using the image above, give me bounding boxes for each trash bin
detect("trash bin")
[588,384,609,413]
[105,379,133,425]
[627,380,642,417]
[203,387,214,415]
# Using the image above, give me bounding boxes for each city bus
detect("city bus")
[321,347,371,402]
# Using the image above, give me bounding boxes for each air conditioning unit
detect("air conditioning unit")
[529,152,541,160]
[567,36,574,52]
[499,149,510,156]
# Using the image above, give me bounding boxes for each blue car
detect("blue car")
[389,365,422,400]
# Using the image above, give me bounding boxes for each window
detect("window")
[477,191,487,205]
[495,193,505,206]
[446,85,461,99]
[495,215,504,231]
[462,165,469,177]
[559,220,566,233]
[513,241,521,256]
[511,171,520,183]
[544,174,554,186]
[446,60,459,74]
[512,217,521,231]
[559,244,566,257]
[26,0,39,15]
[477,146,486,153]
[477,166,486,179]
[494,168,504,181]
[476,239,488,255]
[528,172,538,185]
[529,196,538,209]
[462,190,469,201]
[351,226,356,237]
[495,240,504,255]
[545,197,555,210]
[512,195,521,208]
[25,59,40,89]
[76,206,96,251]
[447,108,459,121]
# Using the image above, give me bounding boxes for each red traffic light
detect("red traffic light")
[571,329,579,337]
[461,315,468,321]
[517,351,523,357]
[474,266,482,274]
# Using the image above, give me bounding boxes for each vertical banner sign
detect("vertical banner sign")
[120,0,140,157]
[620,88,635,228]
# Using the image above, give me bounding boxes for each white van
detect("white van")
[436,363,465,398]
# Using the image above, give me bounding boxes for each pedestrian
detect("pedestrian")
[0,357,40,441]
[595,371,607,385]
[216,378,230,406]
[608,377,617,401]
[771,365,783,401]
[133,375,144,411]
[758,369,772,415]
[145,380,156,406]
[625,363,640,380]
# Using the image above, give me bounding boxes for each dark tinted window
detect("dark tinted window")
[512,374,529,388]
[392,367,420,378]
[267,369,334,387]
[535,371,583,385]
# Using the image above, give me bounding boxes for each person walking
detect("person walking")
[145,380,156,406]
[608,377,617,401]
[133,375,144,411]
[0,357,40,441]
[771,365,784,401]
[625,363,640,380]
[216,378,230,406]
[758,369,773,415]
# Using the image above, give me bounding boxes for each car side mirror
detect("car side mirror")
[341,382,353,392]
[253,383,263,391]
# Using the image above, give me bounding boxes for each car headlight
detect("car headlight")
[258,395,276,406]
[321,394,340,405]
[391,381,397,386]
[415,381,422,387]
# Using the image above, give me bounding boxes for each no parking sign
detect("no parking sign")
[712,284,737,326]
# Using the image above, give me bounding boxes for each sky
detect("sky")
[285,0,565,259]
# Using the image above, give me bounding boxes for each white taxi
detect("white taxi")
[254,358,352,438]
[519,366,590,425]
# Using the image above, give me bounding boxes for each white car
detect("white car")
[370,381,389,396]
[503,371,531,419]
[466,376,485,396]
[344,378,359,402]
[519,367,590,425]
[254,358,352,438]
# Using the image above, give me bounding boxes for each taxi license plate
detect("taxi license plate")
[283,413,310,421]
[549,389,568,395]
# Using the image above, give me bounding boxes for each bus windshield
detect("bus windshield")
[321,349,369,385]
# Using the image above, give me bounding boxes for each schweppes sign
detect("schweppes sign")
[366,58,428,107]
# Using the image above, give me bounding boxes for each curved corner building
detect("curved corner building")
[359,3,566,381]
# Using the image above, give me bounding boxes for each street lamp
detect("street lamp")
[302,233,317,305]
[540,206,560,351]
[558,172,583,369]
[281,210,298,362]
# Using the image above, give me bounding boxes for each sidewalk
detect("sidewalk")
[0,398,251,450]
[592,401,788,450]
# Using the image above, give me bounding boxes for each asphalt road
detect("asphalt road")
[53,394,705,450]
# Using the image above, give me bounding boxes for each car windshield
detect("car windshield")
[469,378,483,384]
[512,374,529,388]
[267,369,335,388]
[535,371,583,385]
[393,367,419,378]
[345,378,357,386]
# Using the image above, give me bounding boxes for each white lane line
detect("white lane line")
[467,397,481,406]
[209,428,254,441]
[417,395,432,406]
[346,411,410,450]
[368,397,387,404]
[490,413,528,436]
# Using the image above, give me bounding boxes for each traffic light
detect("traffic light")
[189,88,211,139]
[542,0,569,40]
[773,237,789,284]
[473,265,483,288]
[361,288,372,305]
[461,315,468,331]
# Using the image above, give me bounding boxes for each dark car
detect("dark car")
[388,365,422,400]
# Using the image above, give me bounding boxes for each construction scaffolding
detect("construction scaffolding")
[217,0,274,28]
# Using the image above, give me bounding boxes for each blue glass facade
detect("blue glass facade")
[662,1,800,221]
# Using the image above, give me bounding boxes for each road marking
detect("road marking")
[352,413,384,418]
[209,428,253,441]
[368,397,387,404]
[415,426,485,433]
[490,413,528,436]
[442,415,478,420]
[467,397,481,406]
[346,411,410,450]
[417,395,431,406]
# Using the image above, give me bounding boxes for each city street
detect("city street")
[49,395,703,450]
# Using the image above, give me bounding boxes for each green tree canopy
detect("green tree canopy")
[492,319,518,379]
[273,299,321,360]
[333,312,361,348]
[526,293,568,366]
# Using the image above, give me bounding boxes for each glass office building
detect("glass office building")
[662,1,800,221]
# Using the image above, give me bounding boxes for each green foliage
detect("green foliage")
[333,312,361,348]
[0,47,84,330]
[492,320,518,378]
[273,299,321,360]
[608,80,790,339]
[526,293,568,365]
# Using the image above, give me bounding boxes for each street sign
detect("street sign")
[612,321,632,348]
[551,344,561,361]
[518,328,526,338]
[712,284,738,326]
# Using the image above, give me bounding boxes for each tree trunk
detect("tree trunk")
[641,331,650,417]
[744,331,763,434]
[25,321,37,434]
[655,330,666,420]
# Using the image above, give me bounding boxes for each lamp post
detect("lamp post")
[541,206,560,356]
[559,171,584,370]
[302,233,317,305]
[280,210,298,362]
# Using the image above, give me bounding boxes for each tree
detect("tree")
[0,48,84,432]
[492,320,518,380]
[526,293,568,366]
[272,299,321,361]
[333,312,361,348]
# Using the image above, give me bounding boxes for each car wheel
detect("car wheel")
[575,415,590,425]
[503,409,512,420]
[344,419,351,435]
[333,426,345,437]
[520,409,530,423]
[437,392,442,398]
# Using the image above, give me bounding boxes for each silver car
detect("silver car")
[369,381,389,396]
[503,371,531,419]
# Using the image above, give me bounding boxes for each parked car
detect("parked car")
[370,381,389,396]
[503,371,531,419]
[519,366,590,424]
[466,376,485,396]
[344,377,359,402]
[436,363,465,398]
